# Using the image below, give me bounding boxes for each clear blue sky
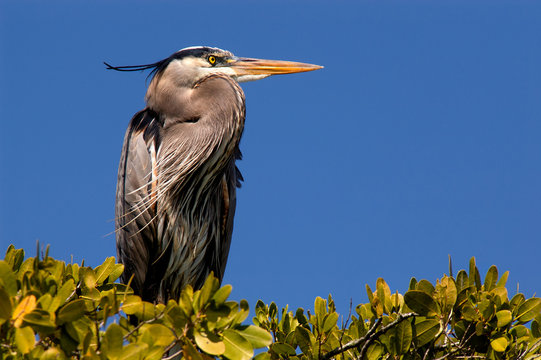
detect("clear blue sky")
[1,2,539,314]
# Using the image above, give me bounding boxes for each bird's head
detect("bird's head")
[105,46,322,86]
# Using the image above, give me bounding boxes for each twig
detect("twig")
[162,345,183,360]
[517,338,541,360]
[162,339,184,360]
[123,311,165,340]
[337,299,353,360]
[320,318,382,360]
[358,313,416,360]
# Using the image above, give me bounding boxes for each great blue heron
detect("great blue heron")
[107,46,321,303]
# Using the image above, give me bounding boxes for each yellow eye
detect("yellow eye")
[208,56,216,65]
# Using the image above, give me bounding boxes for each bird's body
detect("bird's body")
[111,46,321,303]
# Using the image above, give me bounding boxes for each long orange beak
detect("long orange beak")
[229,57,323,76]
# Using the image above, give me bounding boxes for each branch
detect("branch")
[358,313,416,360]
[321,313,416,360]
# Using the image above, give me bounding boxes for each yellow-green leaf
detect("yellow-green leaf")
[516,298,541,323]
[142,324,176,348]
[404,290,439,317]
[236,325,272,348]
[108,263,124,283]
[394,318,412,354]
[57,299,87,325]
[194,329,225,355]
[490,336,508,352]
[15,326,35,354]
[270,342,296,356]
[223,329,253,360]
[416,280,435,296]
[484,265,498,291]
[104,323,124,360]
[323,312,339,333]
[0,287,12,324]
[496,310,512,328]
[254,352,271,360]
[438,276,457,312]
[183,340,203,360]
[365,343,383,360]
[211,284,232,305]
[40,348,68,360]
[94,257,116,284]
[0,261,17,296]
[295,326,313,354]
[22,309,56,332]
[118,343,148,360]
[414,319,440,347]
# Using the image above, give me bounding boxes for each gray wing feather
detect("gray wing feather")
[116,109,162,300]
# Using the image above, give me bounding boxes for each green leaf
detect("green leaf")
[254,352,271,360]
[496,310,512,328]
[199,273,219,308]
[323,312,338,333]
[122,295,155,320]
[236,325,272,348]
[413,319,440,347]
[183,340,203,360]
[108,263,124,283]
[468,257,477,286]
[0,260,17,296]
[315,296,326,319]
[118,343,148,360]
[490,336,508,352]
[496,271,509,288]
[366,284,374,304]
[57,299,87,325]
[80,267,97,289]
[408,277,417,291]
[15,326,35,354]
[65,317,92,343]
[510,324,529,341]
[531,316,541,338]
[0,287,12,324]
[416,280,435,296]
[377,278,392,313]
[404,290,439,317]
[233,299,250,325]
[223,329,253,360]
[437,276,457,312]
[37,294,53,312]
[179,286,194,317]
[4,245,24,272]
[394,318,412,354]
[40,348,68,360]
[211,284,232,305]
[94,257,116,284]
[490,287,509,303]
[484,265,498,291]
[23,309,56,333]
[365,343,383,360]
[194,329,225,355]
[104,323,124,360]
[142,324,176,347]
[50,279,75,313]
[456,270,468,292]
[510,293,525,313]
[295,326,313,354]
[270,342,296,356]
[516,298,541,323]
